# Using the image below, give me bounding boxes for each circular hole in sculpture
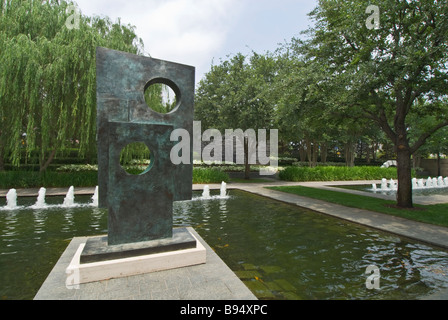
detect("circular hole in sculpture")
[144,78,180,114]
[120,142,152,175]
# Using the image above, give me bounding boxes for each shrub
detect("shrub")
[279,166,402,182]
[0,166,230,189]
[0,170,98,189]
[192,168,229,184]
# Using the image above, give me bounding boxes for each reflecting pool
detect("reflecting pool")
[174,190,448,300]
[0,195,106,300]
[1,190,448,300]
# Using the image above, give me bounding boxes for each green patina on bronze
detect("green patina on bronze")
[96,47,195,245]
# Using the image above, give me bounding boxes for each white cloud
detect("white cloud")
[75,0,244,81]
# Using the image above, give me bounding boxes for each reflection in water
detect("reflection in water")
[173,190,448,300]
[0,196,108,300]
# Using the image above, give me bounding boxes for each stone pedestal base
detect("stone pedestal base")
[65,228,206,286]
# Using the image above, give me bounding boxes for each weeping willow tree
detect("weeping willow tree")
[144,83,178,114]
[0,0,146,171]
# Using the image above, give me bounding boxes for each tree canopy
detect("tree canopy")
[2,0,448,209]
[300,0,448,207]
[195,0,448,207]
[0,0,144,171]
[195,53,277,132]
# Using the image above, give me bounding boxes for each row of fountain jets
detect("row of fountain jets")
[2,186,99,210]
[372,176,448,192]
[2,182,229,210]
[201,182,228,199]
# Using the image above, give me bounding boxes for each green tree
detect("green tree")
[408,102,448,175]
[0,0,144,171]
[195,52,277,178]
[274,40,381,167]
[302,0,448,208]
[273,53,332,167]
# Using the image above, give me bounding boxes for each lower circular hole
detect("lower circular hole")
[120,142,151,175]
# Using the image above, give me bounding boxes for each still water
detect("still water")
[1,190,448,300]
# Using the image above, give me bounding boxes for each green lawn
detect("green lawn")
[267,185,448,228]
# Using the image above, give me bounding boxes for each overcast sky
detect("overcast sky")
[74,0,318,84]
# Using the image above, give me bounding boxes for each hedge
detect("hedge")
[0,167,229,189]
[279,166,402,182]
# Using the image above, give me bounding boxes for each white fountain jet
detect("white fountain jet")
[62,186,75,207]
[31,187,47,209]
[220,181,227,197]
[418,179,424,188]
[5,189,18,210]
[380,178,388,191]
[202,185,211,199]
[389,179,397,190]
[91,186,99,207]
[432,177,438,188]
[379,175,448,193]
[412,178,418,190]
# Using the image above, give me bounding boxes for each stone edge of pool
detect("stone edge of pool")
[34,227,257,300]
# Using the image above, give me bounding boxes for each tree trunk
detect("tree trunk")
[280,140,287,155]
[358,141,363,161]
[366,145,371,164]
[321,142,328,163]
[0,147,4,171]
[312,140,318,167]
[306,139,312,167]
[345,143,355,167]
[396,144,413,208]
[298,140,307,162]
[373,142,378,162]
[0,135,4,171]
[244,137,250,180]
[40,149,56,173]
